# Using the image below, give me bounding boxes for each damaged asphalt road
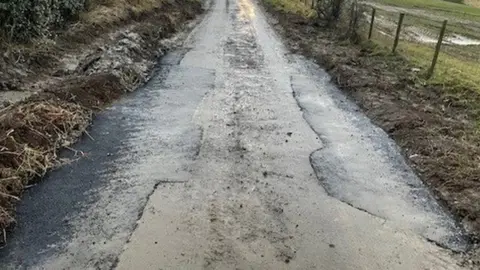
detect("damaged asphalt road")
[0,0,471,268]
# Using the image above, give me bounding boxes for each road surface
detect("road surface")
[0,0,469,269]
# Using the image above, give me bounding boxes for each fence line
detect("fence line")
[427,19,448,79]
[392,13,405,53]
[308,2,450,78]
[363,6,448,78]
[368,8,376,40]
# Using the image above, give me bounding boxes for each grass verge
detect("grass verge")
[400,42,480,92]
[368,31,480,93]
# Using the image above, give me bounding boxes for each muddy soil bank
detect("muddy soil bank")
[0,0,203,244]
[262,0,480,256]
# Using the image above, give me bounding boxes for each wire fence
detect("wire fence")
[364,7,447,78]
[295,0,480,84]
[302,0,480,81]
[355,2,480,80]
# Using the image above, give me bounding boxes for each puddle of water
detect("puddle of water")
[445,34,480,45]
[377,30,391,37]
[375,15,397,29]
[411,31,480,46]
[380,21,480,46]
[406,28,438,44]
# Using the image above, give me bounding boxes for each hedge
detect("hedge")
[0,0,87,41]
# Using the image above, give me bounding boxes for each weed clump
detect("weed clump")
[0,99,91,243]
[0,0,87,41]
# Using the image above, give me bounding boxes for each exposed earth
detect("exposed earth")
[0,0,474,268]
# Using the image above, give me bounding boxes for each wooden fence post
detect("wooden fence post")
[427,20,448,79]
[392,13,405,53]
[368,8,376,40]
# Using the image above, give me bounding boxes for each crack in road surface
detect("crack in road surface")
[0,0,470,269]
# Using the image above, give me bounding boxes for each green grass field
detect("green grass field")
[401,43,480,91]
[367,2,480,92]
[375,0,480,20]
[369,32,480,92]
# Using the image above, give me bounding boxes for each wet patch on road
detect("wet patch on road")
[289,72,469,252]
[0,56,215,269]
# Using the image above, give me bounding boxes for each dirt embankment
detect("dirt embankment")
[0,0,202,244]
[262,1,480,244]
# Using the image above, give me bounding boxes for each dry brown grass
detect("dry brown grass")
[0,99,91,243]
[461,0,480,8]
[82,0,164,26]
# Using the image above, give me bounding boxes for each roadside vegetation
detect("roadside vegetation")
[0,0,166,41]
[465,0,480,8]
[266,0,316,17]
[262,0,480,247]
[400,43,480,92]
[364,1,480,93]
[373,0,480,21]
[0,0,201,245]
